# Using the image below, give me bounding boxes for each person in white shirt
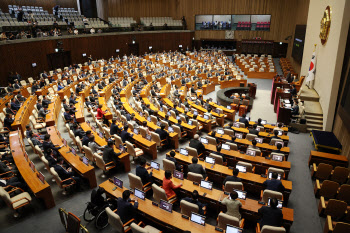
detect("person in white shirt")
[83,17,89,25]
[90,27,95,34]
[74,28,79,35]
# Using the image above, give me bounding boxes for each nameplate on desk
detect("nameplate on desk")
[265,156,271,160]
[152,201,158,207]
[199,158,204,161]
[261,174,267,178]
[224,191,229,195]
[215,227,224,232]
[228,166,234,170]
[258,201,265,205]
[181,214,189,219]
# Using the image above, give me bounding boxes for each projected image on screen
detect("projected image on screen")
[251,15,271,31]
[195,15,214,30]
[292,25,306,64]
[212,15,231,30]
[232,15,251,30]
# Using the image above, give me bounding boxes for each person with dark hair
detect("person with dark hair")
[44,148,58,167]
[175,119,184,133]
[221,191,242,219]
[110,118,119,136]
[238,114,249,128]
[91,187,107,207]
[263,172,285,192]
[88,135,104,153]
[102,140,121,165]
[82,130,92,146]
[121,124,133,143]
[43,134,62,157]
[272,143,283,153]
[271,130,281,140]
[189,134,205,155]
[248,139,259,150]
[188,157,206,178]
[4,113,14,131]
[258,198,283,228]
[136,157,153,185]
[166,151,182,171]
[10,98,20,111]
[163,170,182,198]
[155,123,169,145]
[249,124,259,136]
[42,95,52,106]
[182,190,206,215]
[53,158,81,190]
[257,118,263,126]
[223,168,241,186]
[116,190,139,223]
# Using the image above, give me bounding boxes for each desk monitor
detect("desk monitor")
[226,225,243,233]
[113,177,123,188]
[200,180,213,190]
[268,172,282,180]
[193,110,198,116]
[160,107,163,112]
[275,141,284,148]
[205,156,215,165]
[119,144,125,153]
[267,198,283,209]
[134,188,145,200]
[222,143,230,151]
[156,122,161,127]
[227,105,232,110]
[159,199,173,213]
[167,111,171,116]
[82,53,86,57]
[235,133,243,139]
[234,189,247,200]
[255,138,264,143]
[91,126,96,132]
[246,149,256,157]
[188,120,193,125]
[173,170,184,180]
[203,114,209,120]
[63,138,67,147]
[180,148,188,156]
[215,109,220,114]
[147,116,151,122]
[261,120,267,125]
[168,126,174,133]
[236,165,247,173]
[176,116,181,120]
[82,156,89,165]
[139,112,143,117]
[146,134,152,141]
[151,161,160,170]
[200,137,208,144]
[133,128,139,135]
[71,147,77,156]
[30,161,35,172]
[185,107,189,112]
[216,128,224,135]
[190,212,206,226]
[256,127,261,132]
[38,171,45,183]
[276,122,284,127]
[272,154,283,161]
[233,122,240,128]
[98,132,104,138]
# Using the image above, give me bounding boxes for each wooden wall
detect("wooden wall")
[333,114,350,162]
[0,31,194,85]
[0,0,77,13]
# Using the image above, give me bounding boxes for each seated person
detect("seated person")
[166,151,182,171]
[4,113,14,131]
[221,191,242,220]
[155,124,169,145]
[53,158,81,190]
[0,176,26,190]
[72,123,86,138]
[136,158,153,185]
[43,134,62,157]
[272,143,283,153]
[82,130,92,147]
[249,124,259,136]
[273,123,283,132]
[45,148,58,167]
[141,121,151,136]
[223,168,241,185]
[188,157,206,178]
[110,118,119,136]
[116,190,139,223]
[102,140,121,165]
[263,172,285,192]
[238,114,249,128]
[129,115,139,129]
[88,135,104,153]
[271,130,281,140]
[182,190,206,215]
[189,134,205,155]
[258,198,283,228]
[248,139,259,150]
[29,131,43,148]
[175,119,184,133]
[162,170,182,198]
[121,125,133,143]
[257,118,264,127]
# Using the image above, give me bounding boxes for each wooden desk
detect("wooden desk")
[58,82,78,100]
[206,100,236,121]
[171,151,292,204]
[230,126,289,145]
[274,89,291,113]
[188,100,225,127]
[98,97,113,120]
[45,95,61,126]
[202,83,215,95]
[271,78,291,104]
[74,96,85,123]
[308,151,349,168]
[151,168,293,231]
[277,98,291,125]
[247,71,277,79]
[220,79,247,89]
[35,83,54,96]
[10,131,55,209]
[100,180,217,233]
[247,121,289,134]
[80,122,131,172]
[12,95,37,135]
[47,126,97,189]
[13,86,30,98]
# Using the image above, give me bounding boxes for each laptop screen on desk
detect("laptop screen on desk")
[233,122,240,128]
[113,177,123,188]
[180,148,188,156]
[236,165,246,173]
[235,189,247,200]
[268,172,282,180]
[217,128,224,135]
[146,134,152,141]
[203,115,209,120]
[277,130,283,136]
[188,120,193,125]
[200,180,213,190]
[71,148,77,156]
[168,127,174,133]
[222,143,230,150]
[255,138,263,143]
[119,145,125,152]
[200,137,208,144]
[82,156,89,165]
[246,149,256,156]
[147,116,151,122]
[227,105,231,110]
[159,199,172,213]
[235,133,243,139]
[261,120,267,125]
[133,128,139,135]
[205,156,215,165]
[226,225,243,233]
[151,161,160,170]
[134,188,145,200]
[272,154,283,161]
[98,132,104,138]
[63,138,67,147]
[267,198,283,209]
[190,212,206,226]
[173,170,184,180]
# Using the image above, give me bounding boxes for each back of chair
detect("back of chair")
[316,163,333,180]
[103,127,111,139]
[239,122,245,128]
[139,127,147,138]
[76,136,83,152]
[128,173,144,191]
[66,212,81,233]
[225,181,244,192]
[126,141,135,157]
[50,167,63,188]
[224,129,234,136]
[270,153,285,161]
[180,200,199,217]
[217,212,240,229]
[267,167,284,178]
[130,223,147,233]
[242,99,249,105]
[94,153,106,171]
[320,180,340,199]
[0,187,11,207]
[270,138,283,145]
[333,222,350,233]
[261,190,283,203]
[172,125,182,138]
[163,159,175,171]
[260,225,286,233]
[151,132,161,146]
[337,184,350,203]
[186,146,199,158]
[237,161,253,173]
[207,136,217,146]
[246,133,257,141]
[35,145,44,158]
[324,199,347,220]
[152,184,167,203]
[332,167,350,184]
[187,172,203,183]
[151,115,158,125]
[106,207,124,233]
[114,135,123,148]
[83,145,94,162]
[227,142,238,151]
[209,153,223,165]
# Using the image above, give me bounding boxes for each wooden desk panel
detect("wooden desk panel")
[206,100,236,121]
[75,96,85,123]
[220,80,247,89]
[12,95,37,135]
[47,126,97,189]
[46,95,61,126]
[247,71,277,79]
[202,83,215,95]
[308,151,349,168]
[58,82,78,100]
[10,131,55,209]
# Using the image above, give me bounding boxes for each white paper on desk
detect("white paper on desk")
[284,99,290,104]
[285,104,292,108]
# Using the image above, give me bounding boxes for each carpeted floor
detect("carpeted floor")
[0,58,324,233]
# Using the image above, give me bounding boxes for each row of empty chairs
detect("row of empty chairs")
[140,17,182,27]
[108,17,136,28]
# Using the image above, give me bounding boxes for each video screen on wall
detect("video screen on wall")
[195,14,271,31]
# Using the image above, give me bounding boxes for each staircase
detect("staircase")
[300,88,323,131]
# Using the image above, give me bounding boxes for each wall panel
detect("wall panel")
[0,0,77,13]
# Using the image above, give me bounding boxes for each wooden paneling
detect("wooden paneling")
[0,31,194,85]
[96,0,109,20]
[333,114,350,163]
[0,0,77,13]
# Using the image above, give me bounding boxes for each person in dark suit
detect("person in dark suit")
[69,94,78,105]
[43,134,62,157]
[72,124,86,138]
[82,130,91,147]
[223,168,241,185]
[53,158,81,190]
[5,103,15,115]
[272,143,283,154]
[249,124,260,136]
[75,84,82,95]
[166,151,182,171]
[238,114,249,128]
[182,190,206,215]
[4,113,14,131]
[189,134,205,155]
[286,71,293,83]
[42,95,52,106]
[10,98,20,111]
[155,124,169,145]
[31,81,40,93]
[258,198,283,228]
[188,157,206,178]
[116,190,139,224]
[102,140,121,165]
[291,102,299,115]
[110,118,119,136]
[44,148,58,167]
[263,172,285,192]
[175,119,184,133]
[136,158,153,185]
[257,118,264,127]
[121,125,133,143]
[270,130,281,140]
[289,84,297,96]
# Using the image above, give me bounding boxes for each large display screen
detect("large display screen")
[292,25,307,64]
[195,15,271,31]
